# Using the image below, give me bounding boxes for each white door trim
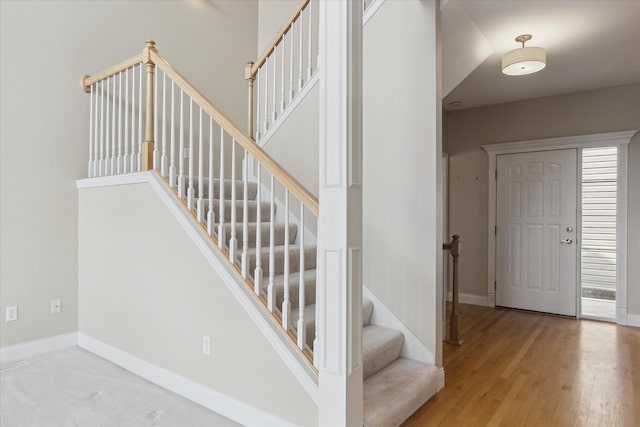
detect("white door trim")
[482,130,637,325]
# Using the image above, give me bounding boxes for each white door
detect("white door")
[496,149,577,316]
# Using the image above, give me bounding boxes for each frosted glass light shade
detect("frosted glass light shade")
[502,46,546,76]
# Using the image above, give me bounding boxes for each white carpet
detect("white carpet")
[0,347,241,427]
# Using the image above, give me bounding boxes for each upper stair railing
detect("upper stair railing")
[81,41,319,367]
[244,0,318,141]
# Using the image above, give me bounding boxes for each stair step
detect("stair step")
[194,199,272,223]
[222,222,298,248]
[363,325,404,380]
[363,358,441,427]
[293,299,380,351]
[247,245,316,277]
[185,178,258,201]
[269,269,317,311]
[363,299,374,326]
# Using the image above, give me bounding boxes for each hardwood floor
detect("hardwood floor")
[403,304,640,426]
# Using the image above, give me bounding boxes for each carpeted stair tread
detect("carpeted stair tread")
[247,245,317,276]
[363,325,404,380]
[269,269,317,310]
[198,199,271,222]
[187,178,258,200]
[363,358,441,427]
[221,222,298,247]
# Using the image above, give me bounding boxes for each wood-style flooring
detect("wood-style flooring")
[403,303,640,427]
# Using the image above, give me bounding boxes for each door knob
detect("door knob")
[560,238,573,244]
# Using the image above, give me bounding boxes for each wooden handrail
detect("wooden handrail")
[80,41,319,215]
[81,53,143,92]
[149,51,319,216]
[250,0,310,77]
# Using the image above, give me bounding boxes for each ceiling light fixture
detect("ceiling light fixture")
[502,34,546,76]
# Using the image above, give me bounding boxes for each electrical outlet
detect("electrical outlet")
[6,306,18,322]
[51,299,61,314]
[183,148,191,159]
[202,335,211,355]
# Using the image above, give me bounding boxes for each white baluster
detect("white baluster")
[197,107,204,222]
[313,299,319,366]
[281,35,286,111]
[264,59,269,132]
[267,175,276,312]
[99,80,105,176]
[255,69,261,140]
[241,149,249,278]
[282,190,291,329]
[88,84,94,177]
[299,10,304,89]
[111,76,116,174]
[218,128,226,247]
[161,72,168,177]
[207,117,215,235]
[187,98,195,210]
[169,81,176,186]
[308,3,313,78]
[272,46,277,122]
[123,68,129,174]
[138,63,143,171]
[289,21,295,101]
[117,71,123,174]
[105,77,110,175]
[178,90,185,198]
[93,82,99,178]
[254,164,263,294]
[130,66,136,173]
[229,140,238,262]
[153,69,158,169]
[297,205,306,349]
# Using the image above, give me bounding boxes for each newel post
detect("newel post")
[142,40,157,171]
[317,1,363,425]
[245,61,255,139]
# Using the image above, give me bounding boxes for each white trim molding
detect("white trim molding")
[627,314,640,328]
[482,130,637,325]
[77,172,319,401]
[0,332,77,365]
[78,334,295,427]
[446,291,489,307]
[363,0,385,25]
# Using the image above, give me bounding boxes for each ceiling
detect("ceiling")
[441,0,640,111]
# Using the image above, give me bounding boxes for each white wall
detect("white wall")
[257,0,300,54]
[363,0,442,363]
[444,83,640,317]
[0,0,258,347]
[78,183,317,426]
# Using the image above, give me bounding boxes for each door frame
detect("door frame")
[482,130,636,325]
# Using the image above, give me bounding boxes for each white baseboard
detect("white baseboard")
[78,333,295,427]
[627,313,640,328]
[435,367,445,392]
[447,291,489,307]
[0,332,78,365]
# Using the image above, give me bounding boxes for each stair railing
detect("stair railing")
[81,41,319,365]
[443,235,462,345]
[245,0,318,141]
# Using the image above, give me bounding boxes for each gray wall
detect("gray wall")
[444,83,640,316]
[79,184,317,426]
[0,0,258,347]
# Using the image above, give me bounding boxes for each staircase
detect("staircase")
[191,177,440,426]
[79,0,442,424]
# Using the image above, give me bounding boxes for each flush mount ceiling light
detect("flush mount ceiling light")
[502,34,546,76]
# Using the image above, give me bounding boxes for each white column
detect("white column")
[317,1,363,426]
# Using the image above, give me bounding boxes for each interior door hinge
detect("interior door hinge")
[494,225,497,235]
[495,169,498,180]
[494,281,497,291]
